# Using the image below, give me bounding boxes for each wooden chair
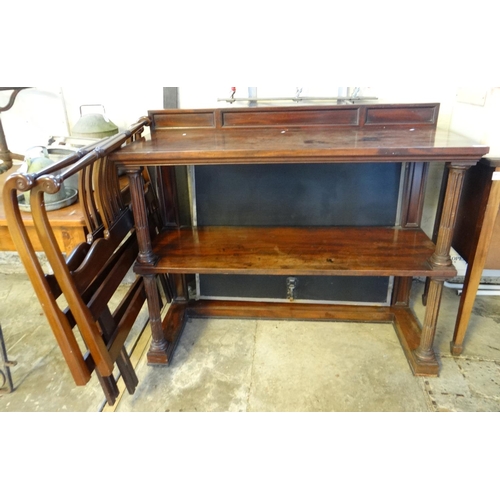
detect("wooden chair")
[2,117,169,405]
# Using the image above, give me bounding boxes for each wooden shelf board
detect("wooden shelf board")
[134,226,456,278]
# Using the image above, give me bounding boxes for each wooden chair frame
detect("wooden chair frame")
[3,117,168,405]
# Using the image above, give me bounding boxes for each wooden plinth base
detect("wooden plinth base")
[147,299,439,376]
[146,302,187,365]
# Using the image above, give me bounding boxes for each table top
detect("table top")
[0,170,84,227]
[110,104,490,166]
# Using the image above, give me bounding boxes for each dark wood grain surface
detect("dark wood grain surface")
[112,127,488,165]
[111,105,488,166]
[133,226,456,278]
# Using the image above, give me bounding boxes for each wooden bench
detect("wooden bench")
[2,117,167,405]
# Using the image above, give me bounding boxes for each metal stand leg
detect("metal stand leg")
[0,116,14,173]
[0,87,31,173]
[0,325,17,393]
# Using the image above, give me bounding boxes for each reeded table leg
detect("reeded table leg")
[143,274,170,363]
[414,278,444,370]
[414,162,472,373]
[125,166,189,365]
[125,167,158,267]
[125,167,169,362]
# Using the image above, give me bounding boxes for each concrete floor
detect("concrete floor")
[1,269,500,412]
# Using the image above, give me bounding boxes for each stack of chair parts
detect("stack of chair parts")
[2,118,170,405]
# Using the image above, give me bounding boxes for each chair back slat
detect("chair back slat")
[70,209,135,294]
[79,162,102,235]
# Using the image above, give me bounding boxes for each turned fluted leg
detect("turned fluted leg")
[143,274,170,363]
[415,278,445,364]
[430,164,471,267]
[415,162,472,369]
[125,166,187,365]
[125,167,158,266]
[125,167,168,362]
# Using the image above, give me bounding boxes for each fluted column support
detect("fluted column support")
[415,162,472,367]
[430,162,472,267]
[414,277,445,364]
[124,166,158,266]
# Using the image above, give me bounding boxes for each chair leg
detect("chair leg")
[116,347,139,395]
[96,371,120,406]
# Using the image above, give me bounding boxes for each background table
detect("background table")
[0,170,87,255]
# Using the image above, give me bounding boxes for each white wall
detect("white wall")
[449,87,500,157]
[179,85,361,108]
[0,86,164,157]
[61,84,164,133]
[0,87,69,155]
